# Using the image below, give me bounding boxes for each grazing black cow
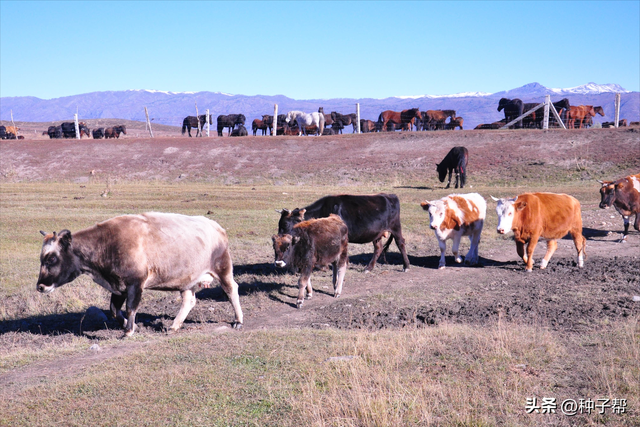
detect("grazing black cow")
[217,114,246,137]
[331,112,357,133]
[182,115,210,137]
[0,126,6,139]
[230,124,248,137]
[47,125,63,139]
[92,128,104,139]
[436,146,469,189]
[272,214,349,308]
[497,98,524,129]
[331,122,344,134]
[277,193,410,272]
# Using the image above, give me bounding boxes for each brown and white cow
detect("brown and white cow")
[421,193,486,269]
[36,212,243,336]
[598,173,640,242]
[272,214,348,309]
[492,193,586,271]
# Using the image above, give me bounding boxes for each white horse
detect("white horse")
[285,110,325,136]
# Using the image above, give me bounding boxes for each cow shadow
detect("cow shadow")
[0,310,167,338]
[350,252,516,270]
[578,227,615,240]
[393,185,436,191]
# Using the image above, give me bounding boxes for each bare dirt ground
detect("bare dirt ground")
[1,124,639,393]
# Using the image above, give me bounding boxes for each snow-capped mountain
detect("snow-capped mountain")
[1,83,637,130]
[550,83,630,95]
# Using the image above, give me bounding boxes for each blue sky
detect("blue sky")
[1,1,638,100]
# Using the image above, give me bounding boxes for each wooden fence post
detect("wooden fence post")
[273,104,278,136]
[206,109,210,137]
[614,93,621,128]
[543,95,550,130]
[74,113,80,140]
[195,102,202,136]
[10,110,18,138]
[356,103,361,134]
[144,107,154,138]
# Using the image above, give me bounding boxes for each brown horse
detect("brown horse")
[424,110,456,130]
[377,108,421,132]
[252,119,268,136]
[567,105,604,129]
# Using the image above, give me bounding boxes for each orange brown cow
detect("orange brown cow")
[492,193,586,271]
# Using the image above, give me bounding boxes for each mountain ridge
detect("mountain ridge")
[2,83,637,130]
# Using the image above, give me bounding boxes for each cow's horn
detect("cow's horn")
[596,179,604,184]
[39,230,47,236]
[490,196,500,201]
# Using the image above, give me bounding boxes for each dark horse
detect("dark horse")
[181,115,211,137]
[377,108,422,132]
[217,114,246,137]
[551,98,571,127]
[262,114,288,135]
[436,146,469,189]
[497,98,524,129]
[330,111,357,133]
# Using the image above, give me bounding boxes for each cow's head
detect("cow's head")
[421,200,459,231]
[271,234,299,268]
[36,230,81,293]
[276,208,306,235]
[598,180,617,209]
[435,163,447,183]
[492,196,523,234]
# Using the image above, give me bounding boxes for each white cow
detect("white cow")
[421,193,486,269]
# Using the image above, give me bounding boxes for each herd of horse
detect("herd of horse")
[43,122,127,139]
[178,97,617,137]
[2,98,625,141]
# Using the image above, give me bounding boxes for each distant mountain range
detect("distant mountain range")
[1,83,637,130]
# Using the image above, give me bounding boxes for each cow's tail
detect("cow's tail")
[381,234,394,256]
[181,122,187,135]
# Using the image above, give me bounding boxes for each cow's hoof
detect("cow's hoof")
[233,322,243,330]
[306,294,313,300]
[296,300,304,309]
[438,265,446,270]
[334,293,341,298]
[525,268,533,273]
[455,257,463,264]
[402,267,410,272]
[166,327,178,335]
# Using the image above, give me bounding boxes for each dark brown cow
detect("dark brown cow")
[493,193,586,271]
[598,173,640,242]
[272,214,348,308]
[36,212,244,336]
